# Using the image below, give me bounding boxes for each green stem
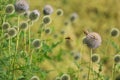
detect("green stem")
[24,31,27,52]
[112,63,115,80]
[28,24,31,52]
[87,49,93,80]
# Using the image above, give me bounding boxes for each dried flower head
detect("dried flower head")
[43,5,54,15]
[2,22,10,30]
[30,76,40,80]
[110,28,120,37]
[91,54,100,63]
[42,16,51,24]
[29,10,40,21]
[15,0,29,13]
[56,9,63,16]
[19,21,28,30]
[32,39,41,49]
[70,12,78,22]
[114,54,120,64]
[7,28,17,38]
[61,74,70,80]
[5,4,15,15]
[83,30,102,49]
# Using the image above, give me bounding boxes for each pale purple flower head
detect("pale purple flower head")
[15,0,29,13]
[43,5,54,15]
[83,30,102,49]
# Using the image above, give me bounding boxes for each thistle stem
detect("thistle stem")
[87,49,93,80]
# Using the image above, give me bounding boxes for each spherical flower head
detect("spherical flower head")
[19,21,28,31]
[43,5,54,15]
[15,0,29,13]
[29,10,40,21]
[23,10,30,18]
[2,22,10,30]
[61,74,70,80]
[30,76,40,80]
[70,12,78,22]
[42,16,51,24]
[110,28,120,37]
[56,9,63,16]
[83,30,102,49]
[45,28,51,34]
[5,4,15,15]
[7,28,17,38]
[74,52,81,60]
[4,33,10,39]
[114,54,120,64]
[32,39,41,49]
[91,54,100,63]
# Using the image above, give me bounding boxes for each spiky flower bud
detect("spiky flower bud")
[7,28,17,38]
[30,76,40,80]
[42,16,51,24]
[32,39,41,49]
[2,22,10,30]
[83,30,102,49]
[74,52,81,60]
[91,54,100,63]
[45,28,51,34]
[29,10,40,21]
[70,12,78,22]
[110,28,120,37]
[56,9,63,16]
[4,33,10,39]
[43,5,54,15]
[61,74,70,80]
[15,0,29,13]
[114,54,120,64]
[19,21,28,30]
[23,10,30,18]
[5,4,15,15]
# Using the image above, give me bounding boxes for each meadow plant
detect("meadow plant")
[43,4,54,15]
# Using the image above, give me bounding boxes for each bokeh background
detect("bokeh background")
[28,0,120,80]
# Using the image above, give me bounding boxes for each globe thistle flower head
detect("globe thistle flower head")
[114,54,120,64]
[42,16,51,25]
[83,30,102,49]
[30,76,40,80]
[19,21,28,31]
[7,28,17,38]
[56,9,63,16]
[110,28,120,37]
[23,10,30,18]
[15,0,29,13]
[32,39,41,49]
[2,22,10,30]
[29,10,40,21]
[61,74,70,80]
[70,12,78,22]
[4,33,10,39]
[43,5,54,15]
[45,28,51,34]
[5,4,15,15]
[73,52,81,60]
[91,54,100,63]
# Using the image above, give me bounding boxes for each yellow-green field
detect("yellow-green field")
[0,0,120,80]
